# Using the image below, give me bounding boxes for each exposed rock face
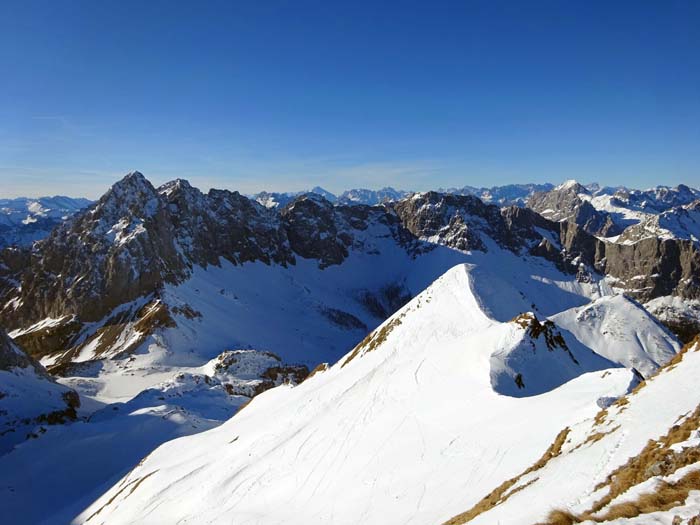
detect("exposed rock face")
[0,328,39,372]
[280,195,352,268]
[162,179,294,268]
[391,192,497,252]
[528,181,621,237]
[1,173,182,328]
[601,237,700,300]
[389,192,571,256]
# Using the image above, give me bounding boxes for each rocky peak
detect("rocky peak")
[285,192,335,211]
[86,171,165,242]
[528,181,619,236]
[159,178,197,198]
[555,179,588,194]
[281,194,349,268]
[98,171,158,210]
[390,192,499,252]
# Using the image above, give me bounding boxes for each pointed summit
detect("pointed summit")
[158,178,197,198]
[124,170,145,179]
[555,179,586,192]
[94,171,160,218]
[309,186,337,202]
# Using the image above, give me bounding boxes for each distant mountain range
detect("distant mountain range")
[0,196,92,248]
[3,181,698,249]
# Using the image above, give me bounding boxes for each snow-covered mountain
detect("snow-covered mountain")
[253,186,410,208]
[528,180,700,240]
[74,264,682,525]
[0,172,696,400]
[617,200,700,246]
[0,195,92,248]
[0,171,698,524]
[252,186,337,208]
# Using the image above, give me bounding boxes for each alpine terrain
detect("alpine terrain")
[0,172,699,525]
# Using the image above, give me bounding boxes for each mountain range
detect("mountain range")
[0,196,92,249]
[1,171,699,524]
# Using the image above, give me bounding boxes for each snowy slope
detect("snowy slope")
[76,265,642,525]
[0,329,79,454]
[0,347,307,525]
[551,295,681,378]
[446,336,700,525]
[33,235,611,405]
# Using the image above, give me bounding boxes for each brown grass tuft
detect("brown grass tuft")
[594,469,700,521]
[593,409,607,426]
[305,362,329,381]
[341,315,404,367]
[539,509,578,525]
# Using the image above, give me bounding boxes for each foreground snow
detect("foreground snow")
[454,337,700,525]
[77,265,648,525]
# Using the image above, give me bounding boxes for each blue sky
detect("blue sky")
[1,0,698,198]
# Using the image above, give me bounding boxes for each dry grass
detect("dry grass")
[539,509,578,525]
[587,404,700,511]
[443,428,570,525]
[341,315,404,367]
[133,300,177,332]
[582,425,620,447]
[614,396,629,408]
[542,469,700,524]
[304,362,329,381]
[599,470,700,520]
[537,404,700,524]
[593,409,608,426]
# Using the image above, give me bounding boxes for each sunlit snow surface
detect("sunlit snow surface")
[75,265,669,525]
[0,243,682,524]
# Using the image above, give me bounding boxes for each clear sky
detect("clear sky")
[1,0,698,198]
